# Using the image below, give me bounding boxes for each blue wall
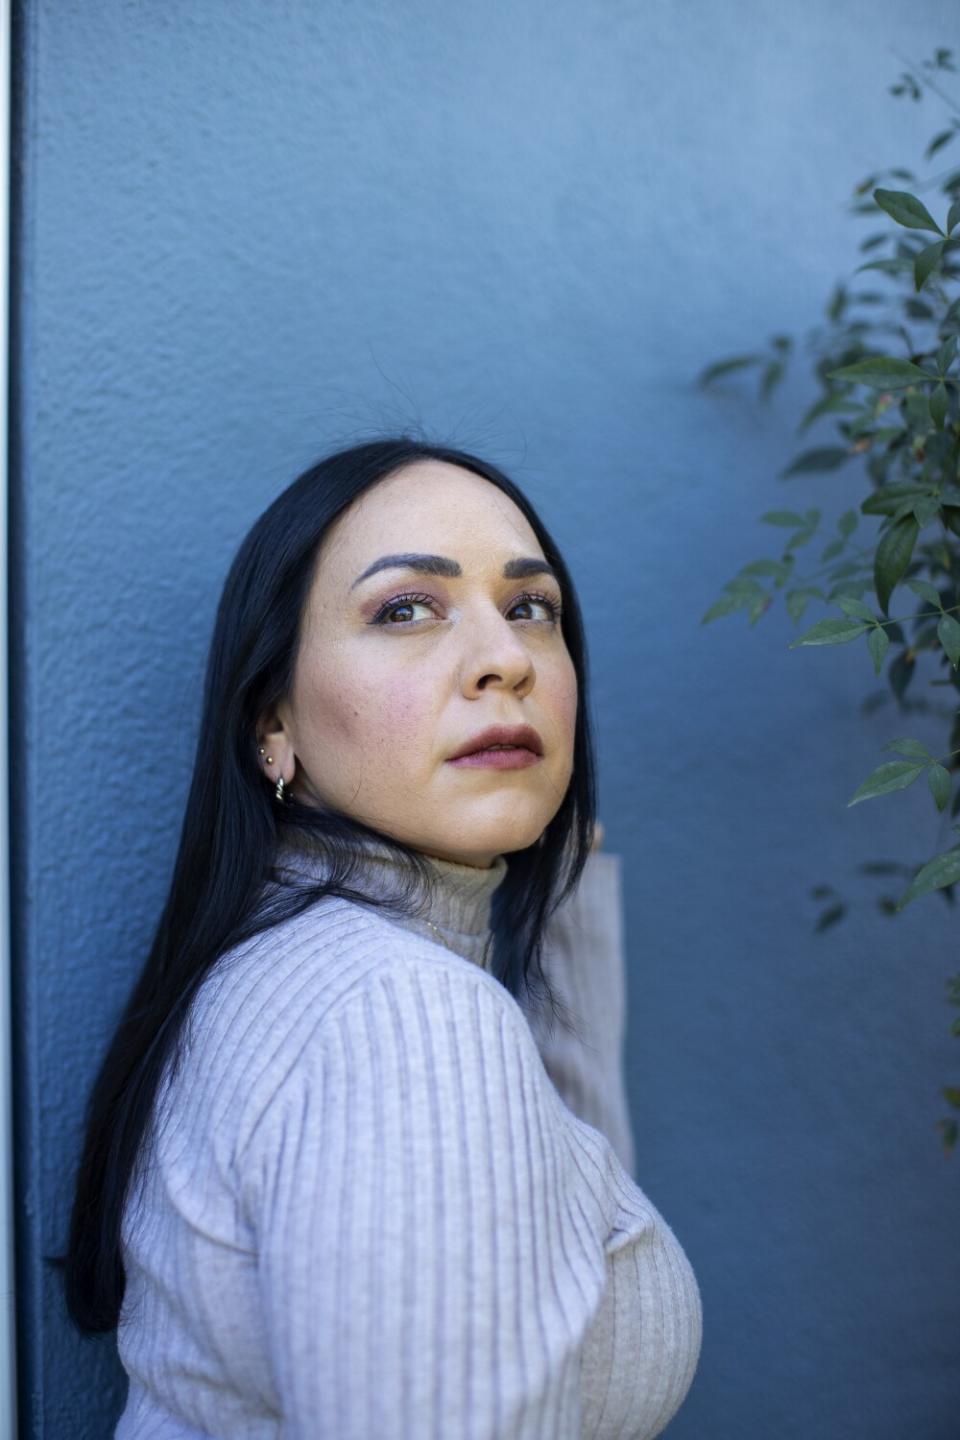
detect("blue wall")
[13,1,960,1434]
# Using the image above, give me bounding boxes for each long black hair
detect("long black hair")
[54,435,598,1335]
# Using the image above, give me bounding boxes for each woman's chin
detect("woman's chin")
[429,818,551,864]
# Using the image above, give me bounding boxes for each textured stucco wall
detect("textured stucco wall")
[11,1,960,1435]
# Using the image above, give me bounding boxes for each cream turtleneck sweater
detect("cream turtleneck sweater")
[115,834,702,1438]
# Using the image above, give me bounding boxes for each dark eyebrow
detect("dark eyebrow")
[350,552,560,589]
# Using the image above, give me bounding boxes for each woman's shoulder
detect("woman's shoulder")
[148,888,642,1264]
[194,889,518,1040]
[180,893,532,1150]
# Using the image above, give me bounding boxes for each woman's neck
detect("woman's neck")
[274,827,509,968]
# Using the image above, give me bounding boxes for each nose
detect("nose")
[459,602,535,697]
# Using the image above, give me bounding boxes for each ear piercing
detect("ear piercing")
[259,743,287,804]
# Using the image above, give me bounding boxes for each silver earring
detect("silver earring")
[274,776,286,804]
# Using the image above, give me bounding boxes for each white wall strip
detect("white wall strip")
[0,0,16,1432]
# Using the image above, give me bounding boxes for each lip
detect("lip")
[449,748,541,770]
[447,723,544,763]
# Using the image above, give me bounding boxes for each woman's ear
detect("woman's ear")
[255,703,297,788]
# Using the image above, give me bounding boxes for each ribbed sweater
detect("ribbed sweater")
[115,835,702,1438]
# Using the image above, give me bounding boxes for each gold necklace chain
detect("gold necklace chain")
[422,917,462,955]
[422,916,495,972]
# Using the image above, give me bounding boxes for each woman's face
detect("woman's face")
[259,459,578,868]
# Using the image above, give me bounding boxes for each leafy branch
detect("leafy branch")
[697,46,960,1155]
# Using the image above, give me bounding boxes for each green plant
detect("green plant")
[698,46,960,1155]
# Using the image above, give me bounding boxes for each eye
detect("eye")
[368,589,564,628]
[369,592,438,626]
[508,591,563,624]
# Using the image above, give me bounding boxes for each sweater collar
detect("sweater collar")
[273,829,509,969]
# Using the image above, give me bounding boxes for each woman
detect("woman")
[59,436,702,1437]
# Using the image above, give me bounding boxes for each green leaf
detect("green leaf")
[760,510,806,527]
[875,515,919,613]
[838,596,876,621]
[827,581,870,604]
[881,738,933,759]
[789,618,871,648]
[849,411,882,441]
[938,613,960,668]
[939,1119,960,1156]
[903,386,935,429]
[925,129,957,162]
[930,382,948,429]
[929,763,952,812]
[745,592,770,626]
[838,509,858,538]
[815,903,846,933]
[855,257,915,277]
[701,592,746,625]
[915,239,946,291]
[784,592,807,624]
[866,426,907,446]
[779,447,850,477]
[897,844,960,909]
[913,495,942,527]
[741,558,792,583]
[848,760,925,807]
[873,187,944,234]
[760,361,784,399]
[697,355,762,386]
[868,626,890,675]
[859,231,888,253]
[948,199,960,236]
[798,393,863,431]
[943,1088,960,1110]
[724,576,766,598]
[827,357,932,389]
[862,484,933,517]
[888,500,922,527]
[937,335,958,373]
[888,649,916,701]
[906,577,943,608]
[785,588,822,623]
[785,526,817,552]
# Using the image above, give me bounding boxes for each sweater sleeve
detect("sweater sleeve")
[524,850,637,1179]
[237,956,607,1440]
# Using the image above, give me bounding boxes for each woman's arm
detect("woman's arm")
[523,844,637,1179]
[238,956,606,1439]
